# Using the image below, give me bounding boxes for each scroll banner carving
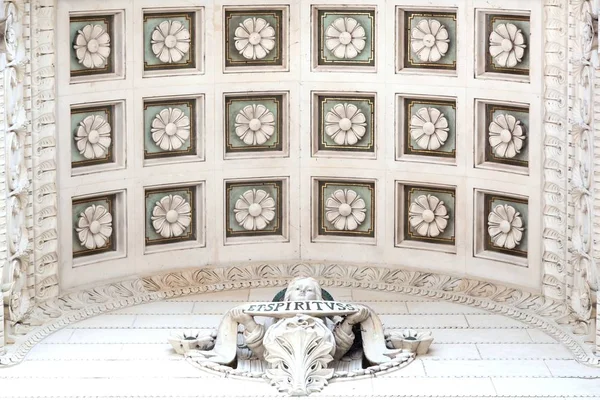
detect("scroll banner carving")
[244,301,360,317]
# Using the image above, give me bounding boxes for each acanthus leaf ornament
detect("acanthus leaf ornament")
[151,20,191,63]
[76,205,113,250]
[410,19,450,62]
[489,23,526,68]
[234,17,276,60]
[151,195,192,239]
[325,17,366,59]
[73,24,111,69]
[263,315,336,396]
[234,189,276,231]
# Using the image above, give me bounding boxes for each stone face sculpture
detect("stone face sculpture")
[178,277,433,396]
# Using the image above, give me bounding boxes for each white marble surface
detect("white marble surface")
[4,289,600,399]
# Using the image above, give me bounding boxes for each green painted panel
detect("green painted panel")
[318,181,374,237]
[226,181,282,237]
[318,10,375,66]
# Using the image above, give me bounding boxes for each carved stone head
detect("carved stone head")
[284,277,323,301]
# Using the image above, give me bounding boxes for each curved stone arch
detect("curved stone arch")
[0,261,597,366]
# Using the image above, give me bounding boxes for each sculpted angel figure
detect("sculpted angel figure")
[186,277,429,396]
[230,277,370,360]
[196,277,398,366]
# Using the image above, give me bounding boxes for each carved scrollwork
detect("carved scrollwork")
[263,315,336,396]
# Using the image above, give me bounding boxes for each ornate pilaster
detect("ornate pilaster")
[30,0,58,303]
[1,0,33,345]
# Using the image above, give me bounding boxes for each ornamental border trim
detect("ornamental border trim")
[0,261,597,366]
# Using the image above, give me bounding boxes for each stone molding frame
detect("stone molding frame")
[1,0,599,367]
[0,261,597,366]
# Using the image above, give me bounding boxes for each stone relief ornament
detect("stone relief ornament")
[489,23,526,68]
[325,17,366,59]
[2,0,33,346]
[325,189,366,231]
[184,278,420,396]
[408,194,449,238]
[386,330,434,355]
[234,17,276,60]
[151,195,192,239]
[324,103,367,146]
[410,19,450,62]
[151,20,191,63]
[234,189,276,231]
[168,331,215,355]
[487,204,524,250]
[1,3,23,62]
[488,113,525,159]
[234,104,275,145]
[151,107,191,151]
[410,107,449,151]
[73,24,111,69]
[75,115,112,160]
[76,204,113,250]
[264,315,336,395]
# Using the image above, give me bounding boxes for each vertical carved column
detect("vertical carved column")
[0,4,5,354]
[567,0,598,342]
[543,0,569,302]
[1,0,33,342]
[30,0,58,303]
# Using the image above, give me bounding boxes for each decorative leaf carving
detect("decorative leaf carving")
[263,315,335,396]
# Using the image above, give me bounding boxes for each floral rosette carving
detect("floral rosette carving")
[151,195,192,239]
[324,103,367,146]
[75,115,112,160]
[234,189,276,231]
[73,24,111,69]
[487,204,524,250]
[408,195,449,238]
[151,107,191,151]
[410,107,449,151]
[325,17,366,59]
[76,204,113,250]
[234,104,275,145]
[489,23,526,68]
[234,17,276,60]
[488,114,525,159]
[325,189,366,231]
[151,20,191,63]
[410,19,450,62]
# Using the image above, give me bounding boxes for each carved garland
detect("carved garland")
[0,262,597,367]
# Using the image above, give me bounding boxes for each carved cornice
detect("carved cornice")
[0,261,597,366]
